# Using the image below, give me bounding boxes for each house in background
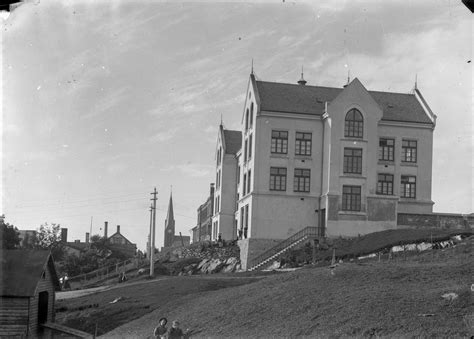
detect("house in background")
[191,183,215,243]
[0,250,60,337]
[106,225,138,258]
[212,72,437,269]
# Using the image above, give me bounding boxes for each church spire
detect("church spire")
[164,190,175,247]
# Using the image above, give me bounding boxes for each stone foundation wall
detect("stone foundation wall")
[238,238,280,270]
[397,213,474,230]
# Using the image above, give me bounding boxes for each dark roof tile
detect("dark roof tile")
[255,80,433,124]
[223,130,242,155]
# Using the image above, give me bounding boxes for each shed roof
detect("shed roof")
[223,129,242,155]
[0,250,60,297]
[255,80,433,124]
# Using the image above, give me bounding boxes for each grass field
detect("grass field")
[56,233,473,338]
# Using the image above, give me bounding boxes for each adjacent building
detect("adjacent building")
[211,72,436,269]
[0,250,60,337]
[191,183,215,243]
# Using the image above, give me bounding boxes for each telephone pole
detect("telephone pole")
[150,187,158,277]
[148,203,153,266]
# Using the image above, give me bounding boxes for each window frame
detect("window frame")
[376,173,394,195]
[295,132,312,156]
[342,185,361,211]
[344,108,364,138]
[271,130,288,154]
[293,168,311,192]
[400,175,416,198]
[401,139,417,163]
[379,138,395,162]
[269,167,287,191]
[343,148,363,174]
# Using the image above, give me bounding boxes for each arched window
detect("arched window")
[245,108,249,131]
[250,103,254,128]
[344,109,363,138]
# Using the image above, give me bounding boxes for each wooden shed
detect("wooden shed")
[0,250,60,337]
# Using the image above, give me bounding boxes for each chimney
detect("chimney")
[85,232,90,243]
[210,183,215,196]
[117,225,120,234]
[61,228,68,243]
[104,221,108,238]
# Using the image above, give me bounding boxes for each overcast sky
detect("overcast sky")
[2,0,472,251]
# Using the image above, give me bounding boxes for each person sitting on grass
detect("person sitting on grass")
[154,317,168,338]
[167,320,189,339]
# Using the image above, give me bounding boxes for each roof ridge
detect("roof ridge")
[256,80,341,91]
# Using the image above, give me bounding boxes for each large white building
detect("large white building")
[212,72,436,269]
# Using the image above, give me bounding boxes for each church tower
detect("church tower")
[164,191,175,247]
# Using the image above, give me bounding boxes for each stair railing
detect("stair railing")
[248,226,320,270]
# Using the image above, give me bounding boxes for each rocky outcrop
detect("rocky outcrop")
[162,243,241,275]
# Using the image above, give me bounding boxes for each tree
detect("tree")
[1,218,20,249]
[36,222,64,260]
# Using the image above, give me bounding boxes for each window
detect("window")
[216,171,219,189]
[402,140,417,163]
[343,148,362,174]
[244,139,248,162]
[294,168,310,192]
[245,109,249,131]
[379,138,394,161]
[243,173,247,195]
[271,130,288,154]
[237,166,240,184]
[344,109,363,138]
[250,103,254,128]
[240,207,244,229]
[248,134,253,159]
[401,175,416,198]
[342,185,361,211]
[247,170,251,194]
[270,167,287,191]
[295,132,312,156]
[377,174,394,195]
[245,204,249,228]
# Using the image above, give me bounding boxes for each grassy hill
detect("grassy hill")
[57,232,473,338]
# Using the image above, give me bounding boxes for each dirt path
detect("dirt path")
[57,276,174,300]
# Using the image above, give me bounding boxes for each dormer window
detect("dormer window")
[344,108,363,138]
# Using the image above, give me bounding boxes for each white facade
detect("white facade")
[213,74,436,243]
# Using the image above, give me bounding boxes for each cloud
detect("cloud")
[149,128,178,143]
[177,163,213,178]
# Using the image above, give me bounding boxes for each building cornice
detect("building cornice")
[259,110,323,120]
[378,120,434,130]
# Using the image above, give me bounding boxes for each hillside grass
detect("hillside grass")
[57,234,473,338]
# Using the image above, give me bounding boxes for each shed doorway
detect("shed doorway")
[38,291,49,324]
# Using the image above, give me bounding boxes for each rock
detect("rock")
[441,292,458,301]
[266,260,280,271]
[197,258,210,271]
[222,257,239,273]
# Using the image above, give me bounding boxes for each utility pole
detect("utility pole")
[150,187,158,277]
[148,203,153,263]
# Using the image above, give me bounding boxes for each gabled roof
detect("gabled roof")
[108,232,134,245]
[223,129,242,155]
[0,250,60,297]
[254,80,433,124]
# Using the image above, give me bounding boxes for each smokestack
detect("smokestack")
[85,232,90,243]
[117,225,120,234]
[61,228,68,243]
[104,221,108,238]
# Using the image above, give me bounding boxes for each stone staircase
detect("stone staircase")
[248,226,321,271]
